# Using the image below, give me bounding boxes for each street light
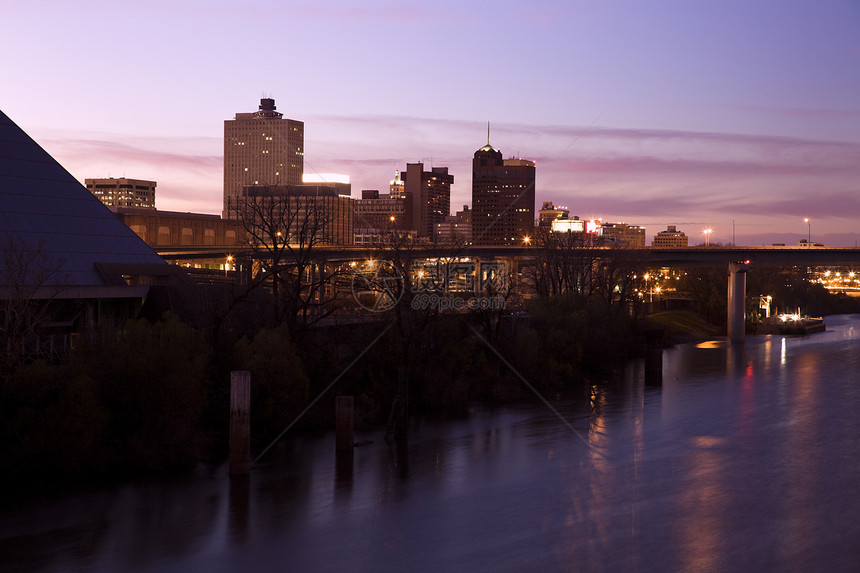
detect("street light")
[803,218,810,247]
[522,235,531,246]
[704,228,712,247]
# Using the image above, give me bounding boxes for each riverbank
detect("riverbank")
[0,305,713,492]
[640,310,722,346]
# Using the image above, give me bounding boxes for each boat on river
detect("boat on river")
[756,313,826,335]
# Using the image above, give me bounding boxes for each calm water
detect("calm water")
[3,315,860,572]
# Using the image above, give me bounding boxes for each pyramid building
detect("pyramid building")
[0,109,173,313]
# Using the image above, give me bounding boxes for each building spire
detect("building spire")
[487,121,491,146]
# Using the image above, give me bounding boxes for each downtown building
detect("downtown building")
[599,222,646,247]
[353,189,406,231]
[0,109,184,344]
[85,177,156,209]
[400,162,453,239]
[652,225,689,248]
[230,184,354,246]
[223,98,304,218]
[471,142,535,246]
[538,201,569,230]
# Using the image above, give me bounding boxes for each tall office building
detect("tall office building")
[85,177,156,209]
[401,162,453,238]
[223,98,304,218]
[471,141,535,245]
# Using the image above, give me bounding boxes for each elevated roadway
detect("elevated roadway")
[159,245,860,266]
[158,244,860,344]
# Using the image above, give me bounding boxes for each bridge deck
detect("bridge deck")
[157,245,860,266]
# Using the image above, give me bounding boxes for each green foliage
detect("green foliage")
[2,314,216,482]
[232,324,309,440]
[408,317,489,412]
[0,362,107,479]
[511,294,638,392]
[677,267,727,325]
[71,313,212,471]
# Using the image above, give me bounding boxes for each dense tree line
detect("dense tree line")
[0,290,646,488]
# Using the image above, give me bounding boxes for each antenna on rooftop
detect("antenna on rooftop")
[487,121,491,146]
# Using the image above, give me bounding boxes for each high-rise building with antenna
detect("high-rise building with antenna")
[471,129,535,245]
[223,98,304,218]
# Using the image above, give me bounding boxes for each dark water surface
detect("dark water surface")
[3,315,860,572]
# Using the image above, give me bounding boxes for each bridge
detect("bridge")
[158,245,860,344]
[158,244,860,265]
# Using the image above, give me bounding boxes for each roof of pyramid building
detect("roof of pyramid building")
[0,109,169,297]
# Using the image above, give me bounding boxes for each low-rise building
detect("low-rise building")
[551,217,585,233]
[354,189,407,231]
[85,177,156,209]
[229,185,354,246]
[435,214,472,244]
[113,207,243,249]
[600,222,646,247]
[652,225,688,248]
[539,201,569,229]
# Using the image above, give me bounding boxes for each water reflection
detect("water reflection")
[4,316,860,571]
[228,475,250,546]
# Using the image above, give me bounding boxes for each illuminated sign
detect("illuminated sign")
[551,219,584,233]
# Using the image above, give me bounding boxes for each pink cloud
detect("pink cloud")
[26,114,860,244]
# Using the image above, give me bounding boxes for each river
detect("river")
[3,315,860,572]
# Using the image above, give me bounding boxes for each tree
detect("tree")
[591,243,645,317]
[522,229,601,297]
[0,234,68,373]
[522,229,644,308]
[677,266,727,325]
[231,186,347,339]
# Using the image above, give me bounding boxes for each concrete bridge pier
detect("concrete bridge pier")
[727,261,749,343]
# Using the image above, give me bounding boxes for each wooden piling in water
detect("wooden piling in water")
[229,371,251,474]
[336,396,354,452]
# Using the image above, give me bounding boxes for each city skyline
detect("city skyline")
[4,0,859,246]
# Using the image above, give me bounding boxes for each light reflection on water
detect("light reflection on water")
[3,315,860,572]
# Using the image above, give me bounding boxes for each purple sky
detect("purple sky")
[4,0,860,245]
